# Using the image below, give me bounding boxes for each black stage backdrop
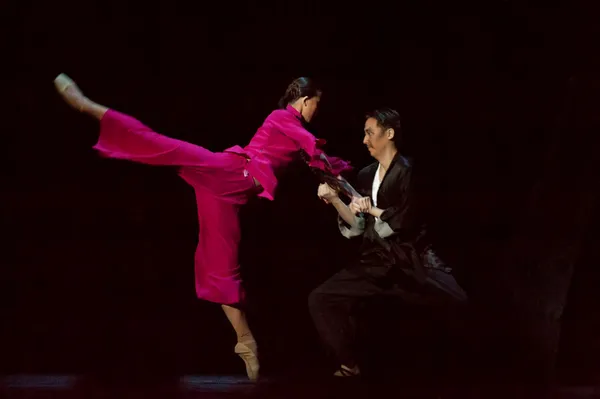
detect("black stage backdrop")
[3,0,599,385]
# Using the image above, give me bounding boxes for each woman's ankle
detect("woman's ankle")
[85,101,109,120]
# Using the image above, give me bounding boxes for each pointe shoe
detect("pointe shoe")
[54,73,88,111]
[54,73,76,92]
[234,341,259,381]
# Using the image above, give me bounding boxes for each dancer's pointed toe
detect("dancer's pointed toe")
[53,73,88,112]
[235,341,259,381]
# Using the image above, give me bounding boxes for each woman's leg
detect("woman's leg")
[222,304,259,381]
[195,192,259,380]
[56,73,260,378]
[54,73,217,167]
[221,304,255,342]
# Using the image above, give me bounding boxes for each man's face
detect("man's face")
[363,117,391,158]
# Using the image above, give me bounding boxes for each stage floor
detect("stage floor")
[1,374,599,399]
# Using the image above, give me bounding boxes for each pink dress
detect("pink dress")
[94,105,352,305]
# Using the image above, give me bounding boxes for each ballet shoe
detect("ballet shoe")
[54,73,76,92]
[234,340,260,381]
[54,73,87,111]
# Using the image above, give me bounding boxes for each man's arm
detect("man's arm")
[359,206,393,238]
[355,167,418,239]
[371,207,395,238]
[334,197,365,239]
[353,200,394,239]
[369,207,384,219]
[330,197,362,228]
[318,184,365,238]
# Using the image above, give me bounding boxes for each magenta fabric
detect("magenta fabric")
[224,105,352,200]
[93,107,351,304]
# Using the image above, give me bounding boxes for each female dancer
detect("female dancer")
[54,74,352,381]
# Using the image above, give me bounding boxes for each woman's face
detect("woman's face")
[300,94,321,122]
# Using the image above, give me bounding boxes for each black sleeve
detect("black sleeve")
[356,166,374,197]
[379,166,420,234]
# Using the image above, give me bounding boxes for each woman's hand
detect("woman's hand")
[317,183,339,204]
[353,197,372,214]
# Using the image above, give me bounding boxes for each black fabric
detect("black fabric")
[343,153,429,282]
[308,265,466,368]
[309,153,467,368]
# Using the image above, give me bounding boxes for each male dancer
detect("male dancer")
[310,108,467,377]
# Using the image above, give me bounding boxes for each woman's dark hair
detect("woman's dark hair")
[366,107,402,147]
[278,77,322,108]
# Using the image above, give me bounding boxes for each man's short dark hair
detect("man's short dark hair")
[366,107,402,148]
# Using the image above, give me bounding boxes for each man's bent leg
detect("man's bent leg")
[308,267,382,373]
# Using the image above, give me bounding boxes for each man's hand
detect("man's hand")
[353,196,384,218]
[348,201,362,215]
[353,197,372,214]
[317,183,339,204]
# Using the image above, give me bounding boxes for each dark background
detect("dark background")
[3,0,600,387]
